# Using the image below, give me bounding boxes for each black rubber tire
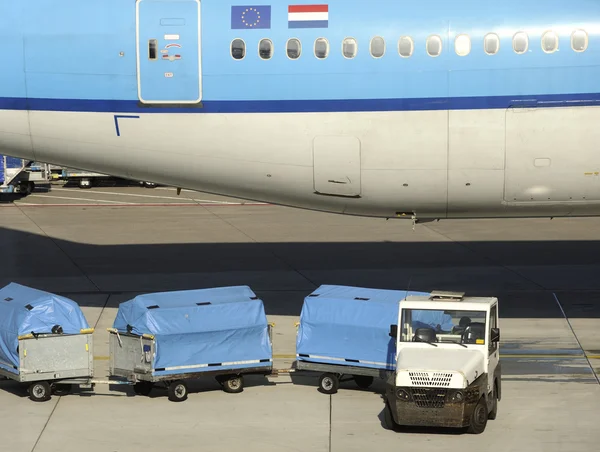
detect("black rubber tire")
[354,375,374,389]
[133,381,154,396]
[467,396,488,434]
[318,373,339,395]
[167,380,188,402]
[28,381,52,402]
[383,401,399,431]
[488,384,498,420]
[51,383,72,396]
[222,375,244,394]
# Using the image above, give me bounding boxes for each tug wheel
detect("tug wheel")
[318,373,339,395]
[488,384,498,420]
[383,400,400,431]
[467,396,488,434]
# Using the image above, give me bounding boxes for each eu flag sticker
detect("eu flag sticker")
[231,6,271,29]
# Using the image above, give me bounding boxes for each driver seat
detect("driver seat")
[461,322,485,344]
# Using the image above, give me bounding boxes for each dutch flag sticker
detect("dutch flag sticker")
[288,4,329,29]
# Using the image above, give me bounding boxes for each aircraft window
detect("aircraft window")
[314,38,329,59]
[343,37,357,59]
[513,32,528,54]
[427,35,442,57]
[484,33,500,55]
[370,36,385,58]
[148,39,158,60]
[398,36,414,57]
[455,34,471,56]
[231,38,246,60]
[572,29,588,52]
[287,38,301,59]
[259,39,273,60]
[542,31,559,53]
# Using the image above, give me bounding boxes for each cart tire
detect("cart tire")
[167,380,188,402]
[28,381,51,402]
[222,375,244,394]
[354,375,374,389]
[467,396,488,434]
[318,373,339,395]
[133,381,154,397]
[52,383,72,396]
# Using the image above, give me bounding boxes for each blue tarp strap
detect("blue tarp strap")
[297,353,395,370]
[155,358,272,372]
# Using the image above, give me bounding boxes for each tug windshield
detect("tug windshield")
[399,309,487,345]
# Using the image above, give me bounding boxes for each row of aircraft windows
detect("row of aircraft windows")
[230,30,590,60]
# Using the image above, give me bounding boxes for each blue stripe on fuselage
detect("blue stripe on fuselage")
[2,93,600,114]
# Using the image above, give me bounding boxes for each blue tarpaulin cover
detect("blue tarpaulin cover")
[0,283,90,374]
[112,286,272,376]
[296,285,431,370]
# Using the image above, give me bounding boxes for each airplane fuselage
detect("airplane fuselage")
[1,0,600,219]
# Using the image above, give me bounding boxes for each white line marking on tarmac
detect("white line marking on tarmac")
[52,187,196,202]
[51,187,260,204]
[21,194,137,204]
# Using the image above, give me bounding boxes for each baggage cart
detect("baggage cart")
[108,286,274,402]
[0,283,96,401]
[295,285,434,394]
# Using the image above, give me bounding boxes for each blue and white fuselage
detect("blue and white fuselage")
[1,0,600,219]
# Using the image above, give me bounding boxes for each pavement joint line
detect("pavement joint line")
[553,292,600,385]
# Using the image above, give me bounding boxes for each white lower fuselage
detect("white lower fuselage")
[2,105,599,219]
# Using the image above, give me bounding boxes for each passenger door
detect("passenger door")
[136,0,202,104]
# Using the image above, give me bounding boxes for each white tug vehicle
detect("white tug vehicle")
[385,291,501,434]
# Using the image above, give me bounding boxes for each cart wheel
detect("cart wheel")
[354,375,374,389]
[167,380,188,402]
[133,381,153,396]
[222,375,244,394]
[51,383,72,396]
[28,381,51,402]
[318,373,339,395]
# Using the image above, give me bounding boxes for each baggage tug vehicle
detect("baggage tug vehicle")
[385,291,501,434]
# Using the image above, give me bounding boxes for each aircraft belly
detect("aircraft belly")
[0,110,34,160]
[20,108,600,219]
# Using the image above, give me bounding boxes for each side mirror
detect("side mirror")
[491,328,500,342]
[389,324,398,338]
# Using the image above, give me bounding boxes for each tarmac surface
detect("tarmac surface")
[1,181,599,452]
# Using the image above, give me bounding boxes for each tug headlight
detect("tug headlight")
[396,389,410,401]
[451,391,464,402]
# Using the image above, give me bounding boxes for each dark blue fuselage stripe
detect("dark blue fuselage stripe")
[1,93,600,114]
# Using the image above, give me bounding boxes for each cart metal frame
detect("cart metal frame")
[295,360,394,394]
[107,324,275,401]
